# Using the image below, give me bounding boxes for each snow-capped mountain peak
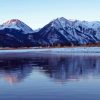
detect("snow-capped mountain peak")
[50,17,100,31]
[37,17,100,46]
[3,19,21,25]
[50,17,73,32]
[0,19,34,34]
[51,17,71,27]
[1,17,100,47]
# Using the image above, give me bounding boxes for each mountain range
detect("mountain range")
[0,17,100,47]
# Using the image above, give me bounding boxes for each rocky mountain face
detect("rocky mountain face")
[0,19,36,47]
[34,17,100,46]
[0,17,100,47]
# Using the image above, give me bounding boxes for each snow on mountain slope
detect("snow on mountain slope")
[0,17,100,47]
[36,17,100,46]
[51,17,72,29]
[52,17,100,32]
[0,19,34,34]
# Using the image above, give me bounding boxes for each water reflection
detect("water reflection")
[0,58,34,84]
[0,54,100,84]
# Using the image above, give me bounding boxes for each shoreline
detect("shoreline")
[0,47,100,58]
[0,47,100,53]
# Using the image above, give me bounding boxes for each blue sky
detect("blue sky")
[0,0,100,29]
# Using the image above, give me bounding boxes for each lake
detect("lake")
[0,52,100,100]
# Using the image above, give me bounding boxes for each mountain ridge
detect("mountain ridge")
[0,19,34,34]
[0,17,100,47]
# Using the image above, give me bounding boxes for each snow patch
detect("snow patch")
[0,19,34,34]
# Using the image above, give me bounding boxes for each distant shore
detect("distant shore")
[0,45,100,50]
[0,47,100,53]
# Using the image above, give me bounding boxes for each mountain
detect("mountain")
[0,19,34,34]
[35,17,100,46]
[0,19,35,47]
[1,17,100,47]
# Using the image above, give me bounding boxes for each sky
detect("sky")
[0,0,100,29]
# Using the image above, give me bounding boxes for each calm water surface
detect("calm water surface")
[0,53,100,100]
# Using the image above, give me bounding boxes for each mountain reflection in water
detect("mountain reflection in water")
[0,54,100,84]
